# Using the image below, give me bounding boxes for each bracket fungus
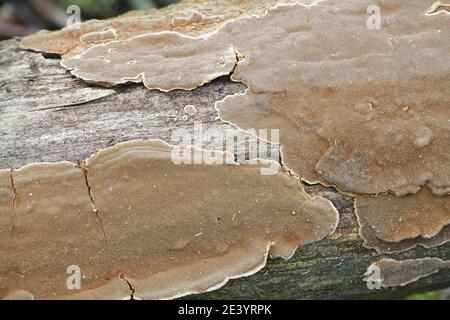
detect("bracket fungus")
[62,34,238,91]
[355,189,450,253]
[0,140,338,299]
[365,258,450,288]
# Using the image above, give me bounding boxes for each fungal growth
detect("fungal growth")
[13,0,450,299]
[215,0,450,196]
[365,258,450,288]
[44,0,450,252]
[427,1,450,15]
[1,162,115,300]
[50,0,450,195]
[0,140,338,299]
[62,34,238,91]
[20,0,314,57]
[0,170,15,296]
[355,189,450,253]
[0,170,14,215]
[0,169,15,300]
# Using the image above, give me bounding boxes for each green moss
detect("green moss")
[405,291,439,300]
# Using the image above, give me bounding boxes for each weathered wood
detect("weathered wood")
[0,39,449,299]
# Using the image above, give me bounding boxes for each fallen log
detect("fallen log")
[1,37,449,299]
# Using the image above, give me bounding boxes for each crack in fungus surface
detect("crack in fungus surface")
[8,169,17,215]
[1,162,111,300]
[81,167,107,242]
[0,140,338,299]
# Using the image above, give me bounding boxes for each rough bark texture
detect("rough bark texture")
[1,38,449,299]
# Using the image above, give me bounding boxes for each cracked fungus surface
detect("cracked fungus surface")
[0,140,338,299]
[0,163,117,300]
[38,0,450,253]
[365,258,450,287]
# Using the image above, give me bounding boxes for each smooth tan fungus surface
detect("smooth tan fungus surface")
[0,170,13,218]
[0,170,15,298]
[58,0,450,197]
[365,258,450,287]
[355,189,450,244]
[0,140,338,299]
[62,34,238,91]
[81,140,338,299]
[20,0,313,57]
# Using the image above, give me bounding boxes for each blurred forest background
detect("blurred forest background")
[0,0,180,39]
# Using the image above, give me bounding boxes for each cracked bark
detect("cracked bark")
[0,38,449,299]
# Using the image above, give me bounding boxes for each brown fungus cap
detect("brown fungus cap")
[355,189,450,253]
[364,258,450,288]
[55,0,450,196]
[359,223,450,254]
[62,33,238,91]
[355,188,450,244]
[81,140,338,299]
[0,140,338,299]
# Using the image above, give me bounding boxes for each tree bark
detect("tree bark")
[1,38,449,300]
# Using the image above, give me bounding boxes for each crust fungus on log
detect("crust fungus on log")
[356,189,450,243]
[216,0,450,196]
[365,258,450,288]
[37,0,450,196]
[62,34,238,91]
[0,140,338,300]
[30,0,450,254]
[355,189,450,253]
[427,1,450,15]
[20,0,314,57]
[10,0,450,299]
[1,162,118,300]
